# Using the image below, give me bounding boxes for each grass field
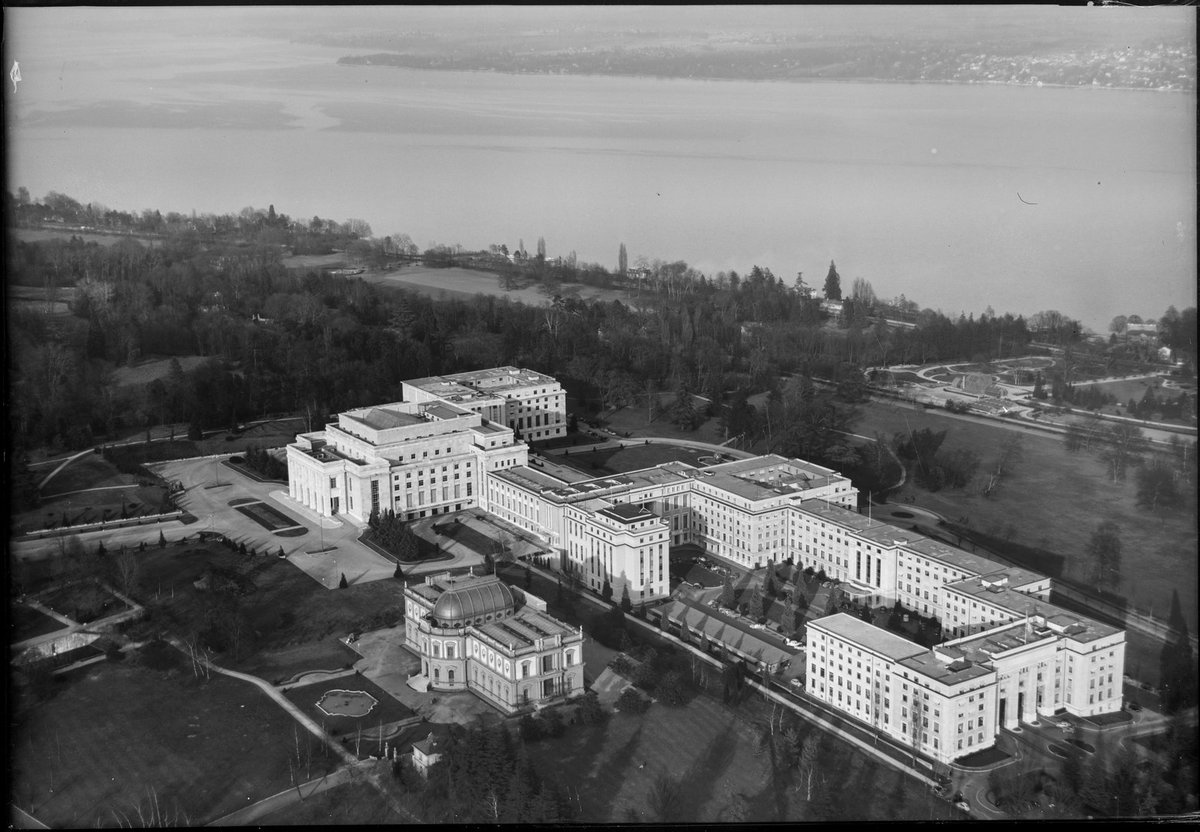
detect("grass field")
[285,676,414,746]
[363,265,633,308]
[599,403,728,446]
[854,398,1198,631]
[16,453,169,534]
[556,442,727,476]
[520,682,960,822]
[109,355,210,388]
[12,604,68,642]
[129,544,405,681]
[10,661,337,827]
[258,778,405,825]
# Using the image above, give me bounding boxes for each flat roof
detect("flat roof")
[945,579,1121,643]
[599,503,654,524]
[809,613,926,662]
[899,651,994,685]
[346,407,424,431]
[696,455,848,502]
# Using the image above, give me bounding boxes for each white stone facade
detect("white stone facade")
[403,366,567,442]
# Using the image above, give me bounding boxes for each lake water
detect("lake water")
[7,11,1195,330]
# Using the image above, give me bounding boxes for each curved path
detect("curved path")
[164,640,421,825]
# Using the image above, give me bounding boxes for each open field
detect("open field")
[8,283,77,315]
[258,778,405,825]
[520,679,961,822]
[10,661,337,828]
[556,441,729,476]
[598,403,727,446]
[855,398,1198,632]
[11,227,162,247]
[16,453,169,534]
[280,252,348,269]
[362,264,633,307]
[126,544,405,681]
[109,354,211,388]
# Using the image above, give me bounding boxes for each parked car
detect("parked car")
[788,677,804,689]
[1127,702,1143,712]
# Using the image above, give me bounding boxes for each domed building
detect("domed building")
[404,571,585,715]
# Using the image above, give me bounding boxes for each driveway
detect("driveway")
[150,456,397,589]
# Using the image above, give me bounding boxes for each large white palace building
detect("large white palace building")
[286,368,1125,763]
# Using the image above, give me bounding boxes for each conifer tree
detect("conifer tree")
[823,260,842,301]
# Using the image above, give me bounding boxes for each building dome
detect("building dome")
[431,575,515,626]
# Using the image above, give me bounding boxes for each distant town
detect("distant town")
[334,34,1195,91]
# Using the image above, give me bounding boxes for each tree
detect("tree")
[1086,521,1122,589]
[1159,591,1198,712]
[618,242,628,275]
[1098,423,1147,482]
[620,584,633,613]
[720,576,736,610]
[823,261,842,301]
[339,572,348,589]
[646,773,683,823]
[393,560,405,580]
[1136,460,1183,512]
[601,579,613,603]
[158,530,167,548]
[798,733,820,800]
[114,550,141,598]
[780,602,797,635]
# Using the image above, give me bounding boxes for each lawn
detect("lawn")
[38,581,130,624]
[284,676,415,748]
[14,453,169,535]
[363,265,633,308]
[126,544,406,682]
[10,660,338,828]
[258,778,406,825]
[234,500,303,532]
[578,402,730,447]
[11,604,69,642]
[109,355,209,388]
[853,398,1198,632]
[556,441,727,476]
[520,677,961,822]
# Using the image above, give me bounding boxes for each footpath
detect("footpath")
[162,639,421,826]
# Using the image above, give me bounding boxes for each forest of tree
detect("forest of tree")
[7,189,1193,507]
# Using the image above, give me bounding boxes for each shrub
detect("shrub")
[519,714,543,742]
[617,687,650,714]
[138,639,180,671]
[541,708,565,738]
[579,690,606,724]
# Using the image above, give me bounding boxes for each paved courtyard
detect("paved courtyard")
[349,626,502,726]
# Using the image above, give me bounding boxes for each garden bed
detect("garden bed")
[284,675,415,747]
[37,582,130,625]
[233,500,302,532]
